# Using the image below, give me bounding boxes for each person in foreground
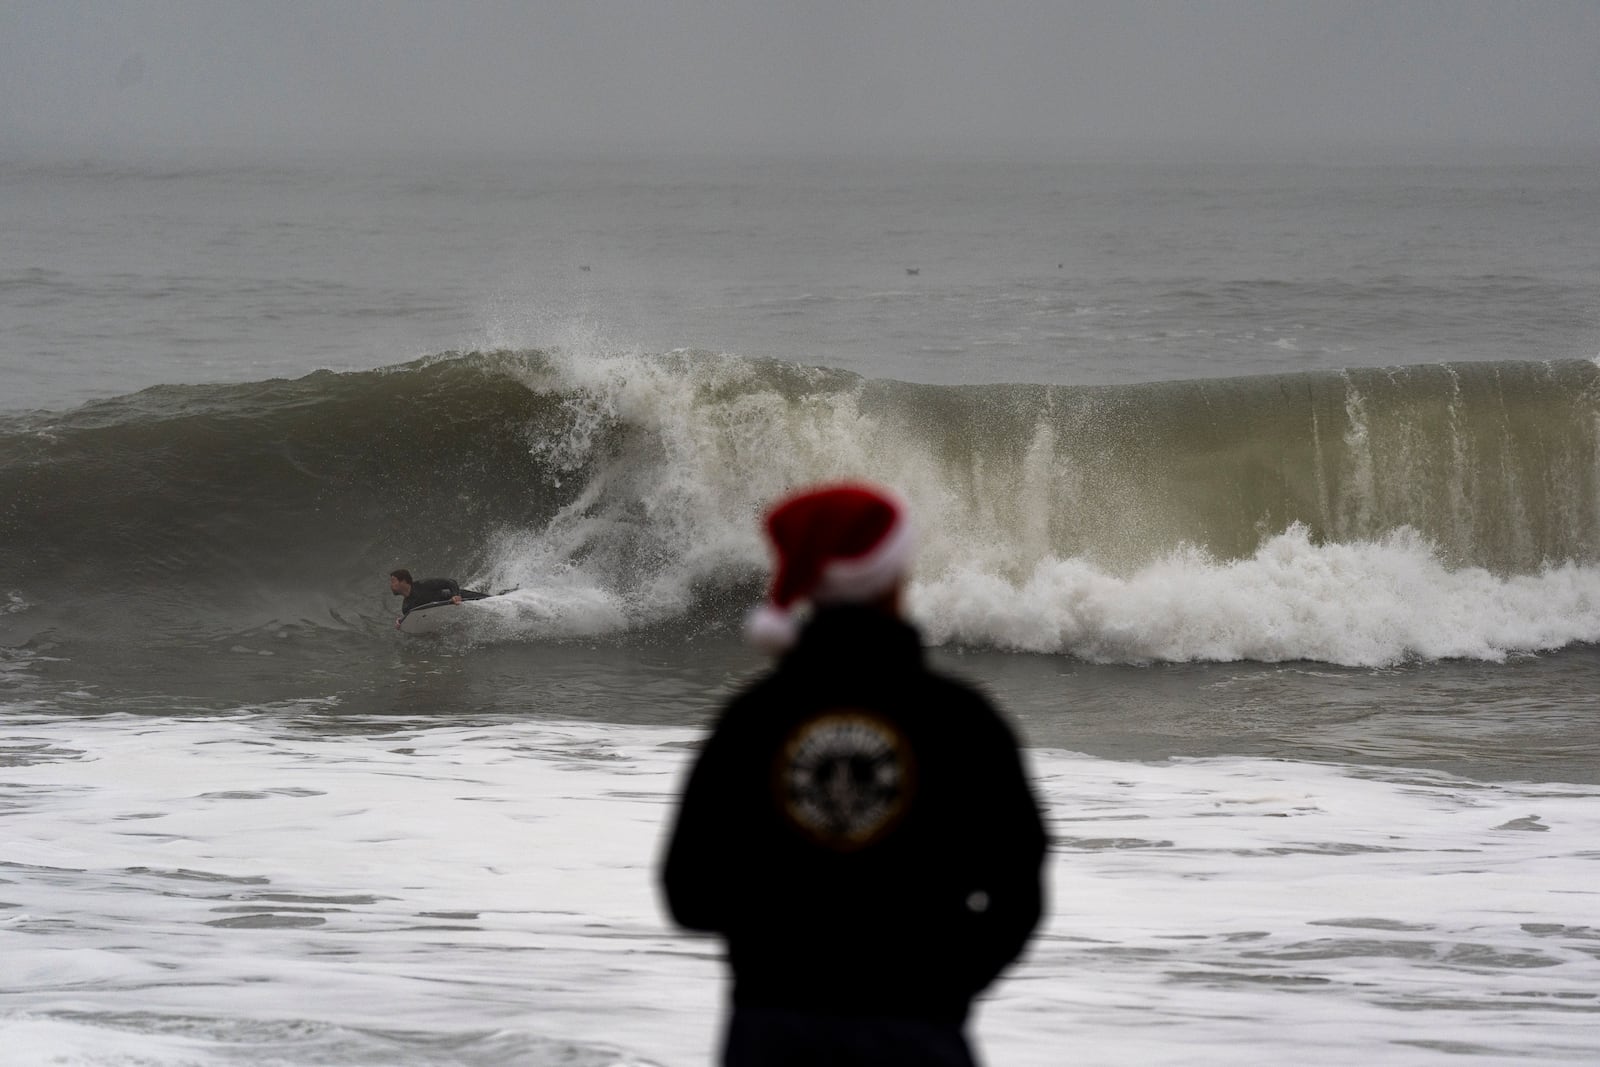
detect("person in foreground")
[388,569,489,625]
[660,482,1048,1067]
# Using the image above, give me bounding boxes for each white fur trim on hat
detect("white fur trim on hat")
[812,507,916,605]
[745,602,800,653]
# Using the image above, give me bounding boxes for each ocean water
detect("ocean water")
[2,150,1599,1064]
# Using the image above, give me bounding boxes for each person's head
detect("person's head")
[389,569,413,595]
[747,481,914,651]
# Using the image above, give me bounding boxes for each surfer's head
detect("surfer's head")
[389,569,413,595]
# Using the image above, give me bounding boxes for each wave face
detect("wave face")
[3,348,1598,664]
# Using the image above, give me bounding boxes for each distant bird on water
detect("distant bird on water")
[905,267,920,276]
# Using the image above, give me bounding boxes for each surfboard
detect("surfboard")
[395,595,500,635]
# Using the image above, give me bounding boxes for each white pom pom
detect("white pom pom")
[745,603,798,653]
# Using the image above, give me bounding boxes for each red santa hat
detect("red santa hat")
[746,481,915,651]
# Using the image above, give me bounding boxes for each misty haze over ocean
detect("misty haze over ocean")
[3,4,1599,1065]
[5,2,1600,161]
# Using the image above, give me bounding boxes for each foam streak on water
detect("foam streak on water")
[1,714,1595,1065]
[915,523,1600,665]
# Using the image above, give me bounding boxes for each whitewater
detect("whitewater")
[4,715,1597,1066]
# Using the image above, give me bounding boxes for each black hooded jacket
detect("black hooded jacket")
[661,605,1047,1024]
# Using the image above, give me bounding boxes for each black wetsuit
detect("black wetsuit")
[400,578,488,615]
[661,605,1047,1065]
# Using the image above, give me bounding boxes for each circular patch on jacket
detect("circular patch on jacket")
[774,710,916,850]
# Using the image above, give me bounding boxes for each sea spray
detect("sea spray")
[914,524,1600,666]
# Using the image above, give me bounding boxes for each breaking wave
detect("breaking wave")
[3,344,1598,665]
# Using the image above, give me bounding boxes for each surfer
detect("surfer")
[660,482,1047,1067]
[388,569,489,617]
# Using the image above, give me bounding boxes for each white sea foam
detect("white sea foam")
[444,341,1600,664]
[463,340,1600,664]
[1,714,1595,1065]
[916,524,1600,666]
[480,337,883,625]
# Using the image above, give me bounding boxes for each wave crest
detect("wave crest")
[4,346,1598,663]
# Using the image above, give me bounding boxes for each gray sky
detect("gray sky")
[3,1,1598,159]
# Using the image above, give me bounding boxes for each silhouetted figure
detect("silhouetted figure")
[661,483,1047,1066]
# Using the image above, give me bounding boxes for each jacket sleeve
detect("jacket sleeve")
[990,739,1048,976]
[659,720,739,933]
[961,702,1049,991]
